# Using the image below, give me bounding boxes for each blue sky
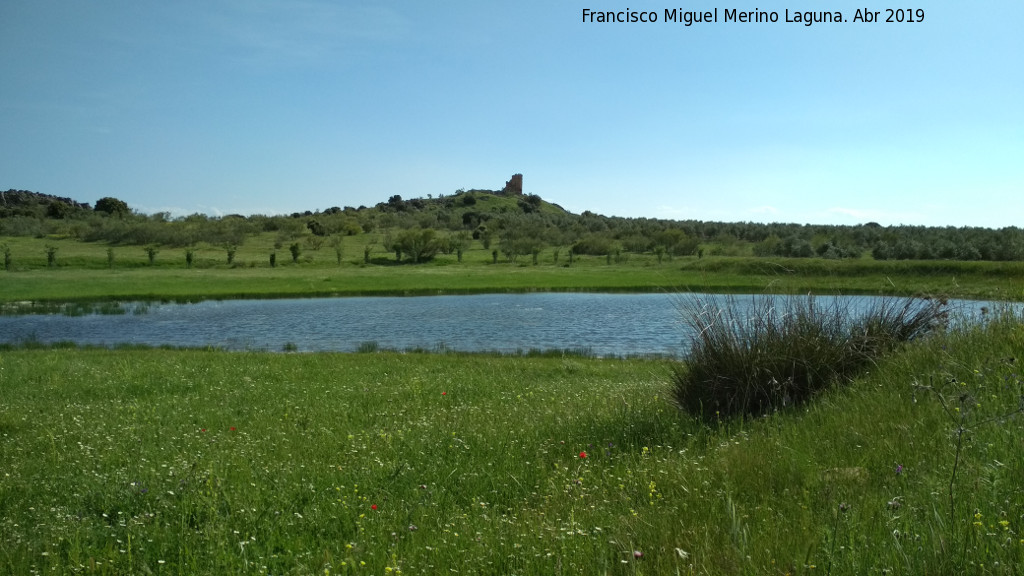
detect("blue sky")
[2,1,1021,227]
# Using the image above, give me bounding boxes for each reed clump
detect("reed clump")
[672,294,947,419]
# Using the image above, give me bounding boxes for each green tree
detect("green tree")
[306,219,326,236]
[395,228,441,263]
[94,197,130,218]
[46,201,70,219]
[329,236,344,265]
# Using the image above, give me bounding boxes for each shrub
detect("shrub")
[671,294,947,420]
[144,245,159,265]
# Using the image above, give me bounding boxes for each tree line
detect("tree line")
[2,188,1022,263]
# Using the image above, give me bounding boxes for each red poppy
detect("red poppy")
[371,504,378,510]
[579,451,587,459]
[230,426,236,431]
[441,392,447,396]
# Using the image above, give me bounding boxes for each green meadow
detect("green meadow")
[3,225,1024,574]
[2,311,1023,574]
[2,234,1023,303]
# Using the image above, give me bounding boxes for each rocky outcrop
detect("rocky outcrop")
[1,189,91,210]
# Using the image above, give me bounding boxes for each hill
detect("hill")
[2,177,1024,265]
[0,189,92,219]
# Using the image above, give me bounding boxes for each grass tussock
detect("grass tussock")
[672,294,948,419]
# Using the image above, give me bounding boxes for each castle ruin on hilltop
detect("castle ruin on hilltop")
[500,173,523,196]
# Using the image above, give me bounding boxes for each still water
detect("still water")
[0,293,996,357]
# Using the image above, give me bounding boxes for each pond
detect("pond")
[0,293,999,357]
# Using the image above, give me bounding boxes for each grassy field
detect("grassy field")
[2,311,1023,574]
[3,234,1024,303]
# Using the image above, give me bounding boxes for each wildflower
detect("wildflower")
[441,392,446,396]
[230,426,237,431]
[895,464,903,475]
[633,550,643,559]
[409,524,418,531]
[371,504,378,511]
[579,451,587,459]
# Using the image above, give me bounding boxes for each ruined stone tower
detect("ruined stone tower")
[501,173,523,196]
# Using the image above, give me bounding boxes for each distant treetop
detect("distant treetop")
[94,197,130,217]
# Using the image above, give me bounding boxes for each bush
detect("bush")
[671,294,947,419]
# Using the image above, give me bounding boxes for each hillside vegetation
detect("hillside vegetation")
[3,186,1024,304]
[4,184,1024,267]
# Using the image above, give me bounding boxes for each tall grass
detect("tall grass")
[672,294,948,419]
